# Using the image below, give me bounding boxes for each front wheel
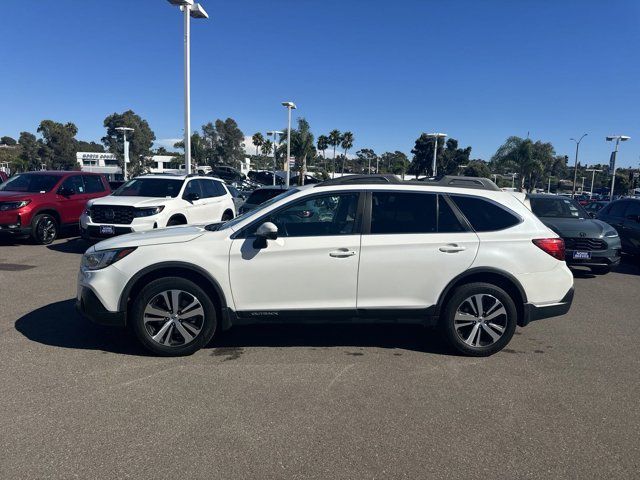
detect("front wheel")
[130,277,217,356]
[31,214,58,245]
[440,282,517,357]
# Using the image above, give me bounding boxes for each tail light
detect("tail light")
[532,238,565,261]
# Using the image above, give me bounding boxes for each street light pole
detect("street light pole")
[586,168,602,198]
[267,130,283,186]
[426,132,447,177]
[606,135,631,199]
[167,1,209,176]
[281,101,296,188]
[115,127,134,181]
[570,133,587,197]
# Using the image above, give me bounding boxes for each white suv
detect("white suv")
[76,175,574,357]
[80,174,235,240]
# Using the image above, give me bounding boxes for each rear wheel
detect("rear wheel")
[440,282,517,356]
[31,214,58,245]
[130,277,217,356]
[222,210,234,221]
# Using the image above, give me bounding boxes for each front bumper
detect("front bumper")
[76,286,126,327]
[80,213,157,240]
[521,287,574,326]
[565,249,621,268]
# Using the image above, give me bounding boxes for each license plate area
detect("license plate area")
[572,251,591,260]
[100,225,115,235]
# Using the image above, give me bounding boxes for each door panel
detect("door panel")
[357,232,479,308]
[57,175,89,224]
[229,235,360,311]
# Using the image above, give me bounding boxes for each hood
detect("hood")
[0,191,36,202]
[93,225,206,251]
[88,195,176,208]
[539,217,614,238]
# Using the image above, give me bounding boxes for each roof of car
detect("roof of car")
[136,174,220,181]
[19,170,87,176]
[316,174,501,191]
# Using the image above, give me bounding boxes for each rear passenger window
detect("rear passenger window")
[371,192,437,234]
[83,175,105,193]
[438,196,466,233]
[60,175,85,194]
[200,180,218,198]
[450,195,520,231]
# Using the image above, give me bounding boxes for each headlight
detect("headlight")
[0,200,30,211]
[133,206,165,217]
[81,247,136,271]
[604,229,618,238]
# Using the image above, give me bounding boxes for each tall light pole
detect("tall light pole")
[426,132,447,177]
[570,134,587,197]
[282,101,296,188]
[267,130,283,186]
[115,127,134,181]
[580,176,586,193]
[606,135,631,198]
[586,168,602,197]
[167,0,209,175]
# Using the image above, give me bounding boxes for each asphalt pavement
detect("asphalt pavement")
[1,235,639,479]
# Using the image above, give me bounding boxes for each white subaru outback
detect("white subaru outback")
[76,175,574,357]
[79,174,235,240]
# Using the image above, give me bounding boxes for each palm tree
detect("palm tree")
[251,132,265,157]
[262,139,273,156]
[328,129,342,178]
[317,135,329,172]
[340,131,354,174]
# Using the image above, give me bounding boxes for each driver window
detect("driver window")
[60,175,84,194]
[183,180,202,199]
[252,193,359,237]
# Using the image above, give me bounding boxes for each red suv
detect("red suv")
[0,171,111,244]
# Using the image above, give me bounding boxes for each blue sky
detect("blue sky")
[1,0,639,167]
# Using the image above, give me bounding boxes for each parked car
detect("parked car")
[528,194,621,274]
[226,184,247,212]
[0,171,111,244]
[80,174,235,240]
[238,186,289,214]
[289,174,321,185]
[584,200,608,217]
[597,198,640,256]
[210,166,244,183]
[247,170,284,186]
[77,174,574,357]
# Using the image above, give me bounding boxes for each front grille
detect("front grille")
[564,237,607,251]
[90,205,134,225]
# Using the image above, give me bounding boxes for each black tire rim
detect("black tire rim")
[38,217,57,243]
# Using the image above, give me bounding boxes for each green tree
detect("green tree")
[409,133,444,177]
[211,118,245,168]
[380,151,410,177]
[262,139,273,157]
[317,134,329,171]
[340,131,354,174]
[251,132,265,157]
[461,159,491,177]
[77,140,104,152]
[1,136,17,146]
[355,148,377,173]
[18,132,41,170]
[439,138,472,175]
[328,129,342,176]
[288,118,316,183]
[37,120,79,170]
[491,136,555,191]
[102,110,156,177]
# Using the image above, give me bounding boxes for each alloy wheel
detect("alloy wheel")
[38,217,57,243]
[453,294,508,348]
[143,289,205,347]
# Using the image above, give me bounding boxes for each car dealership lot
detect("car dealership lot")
[1,238,639,479]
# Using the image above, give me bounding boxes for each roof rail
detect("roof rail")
[411,175,501,191]
[315,174,400,187]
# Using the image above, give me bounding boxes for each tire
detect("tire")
[31,213,58,245]
[166,216,186,227]
[222,210,234,221]
[130,277,217,356]
[440,282,517,357]
[590,266,610,275]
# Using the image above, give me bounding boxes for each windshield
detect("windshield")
[212,188,299,230]
[112,178,184,198]
[530,197,589,219]
[246,188,287,205]
[0,174,60,193]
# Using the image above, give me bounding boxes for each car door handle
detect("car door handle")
[329,249,357,258]
[439,244,466,253]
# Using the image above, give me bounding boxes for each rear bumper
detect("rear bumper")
[76,286,126,327]
[521,287,574,326]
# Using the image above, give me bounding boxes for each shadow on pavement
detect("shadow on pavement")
[613,256,640,276]
[46,237,90,255]
[15,299,146,356]
[15,299,455,356]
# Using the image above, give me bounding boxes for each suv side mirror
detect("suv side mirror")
[185,192,200,202]
[256,222,278,240]
[58,186,74,196]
